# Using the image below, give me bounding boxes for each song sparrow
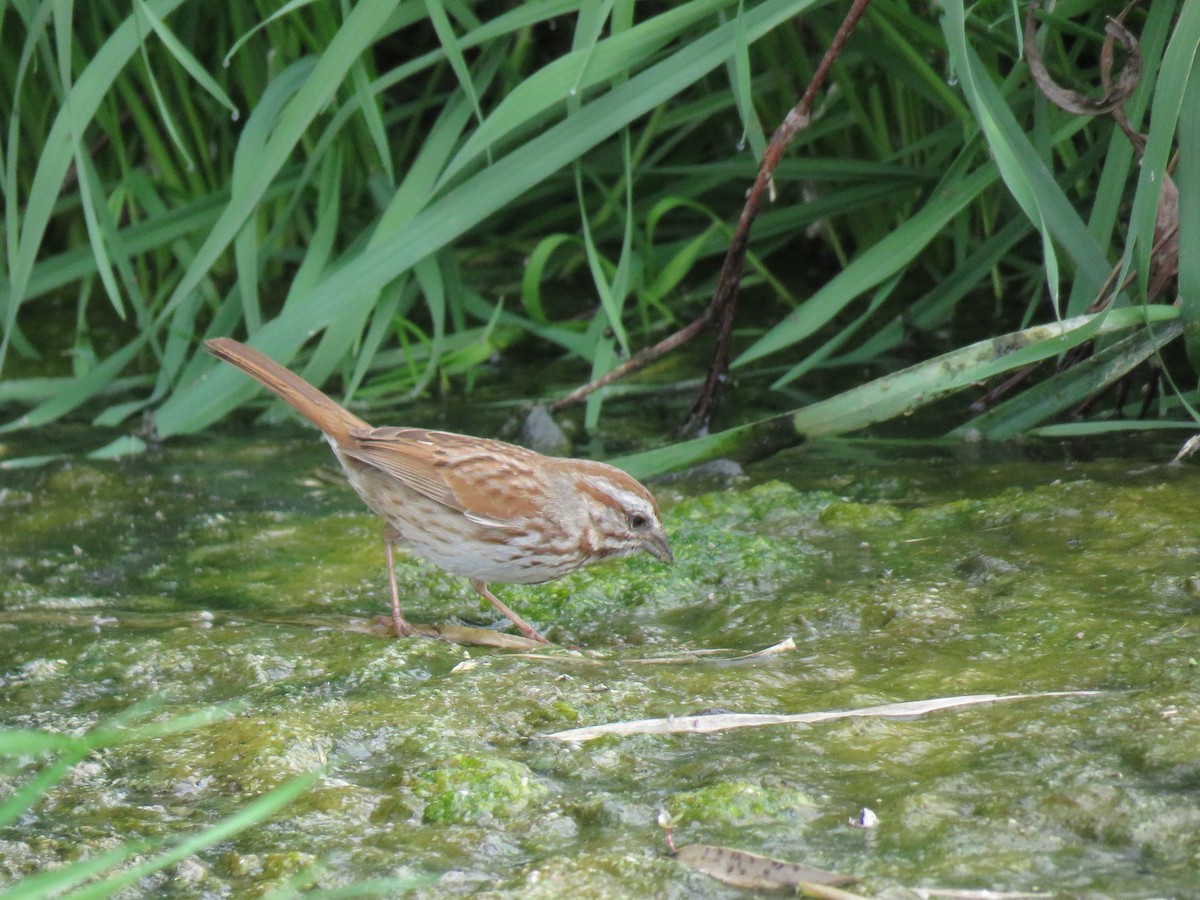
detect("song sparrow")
[205,338,672,643]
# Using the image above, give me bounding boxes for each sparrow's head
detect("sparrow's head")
[572,462,673,565]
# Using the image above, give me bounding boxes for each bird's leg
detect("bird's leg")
[471,579,548,644]
[383,526,415,638]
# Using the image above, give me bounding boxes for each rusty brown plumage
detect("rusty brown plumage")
[205,338,672,643]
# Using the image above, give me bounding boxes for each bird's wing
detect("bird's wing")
[343,428,540,524]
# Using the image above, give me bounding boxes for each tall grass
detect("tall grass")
[1,1,1196,465]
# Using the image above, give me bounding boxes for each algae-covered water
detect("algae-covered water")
[3,428,1200,897]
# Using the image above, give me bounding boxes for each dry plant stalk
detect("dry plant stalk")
[553,0,875,433]
[547,690,1101,742]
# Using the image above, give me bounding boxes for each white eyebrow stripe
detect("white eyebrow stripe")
[583,476,649,513]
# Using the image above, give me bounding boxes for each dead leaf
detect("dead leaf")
[1024,2,1141,116]
[674,844,856,892]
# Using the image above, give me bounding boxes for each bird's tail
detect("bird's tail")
[205,337,370,446]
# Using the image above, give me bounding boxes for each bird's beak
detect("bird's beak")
[641,528,674,565]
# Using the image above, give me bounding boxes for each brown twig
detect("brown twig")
[550,315,711,412]
[683,0,872,433]
[552,0,875,431]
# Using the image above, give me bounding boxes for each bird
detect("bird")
[205,337,672,643]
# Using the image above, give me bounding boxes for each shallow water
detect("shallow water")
[2,429,1199,897]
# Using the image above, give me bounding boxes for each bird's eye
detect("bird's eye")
[629,514,649,529]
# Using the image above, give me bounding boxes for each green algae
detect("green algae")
[412,755,551,825]
[667,780,816,828]
[4,432,1200,895]
[819,499,905,529]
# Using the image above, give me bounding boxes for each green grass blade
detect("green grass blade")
[2,0,189,371]
[0,703,243,896]
[222,0,322,67]
[68,769,323,900]
[0,843,154,900]
[350,53,394,183]
[0,748,87,829]
[828,217,1031,367]
[54,0,126,321]
[780,272,901,384]
[791,307,1179,438]
[613,418,796,480]
[3,177,297,309]
[134,0,238,118]
[727,0,766,161]
[303,51,502,400]
[0,335,147,434]
[1126,0,1200,301]
[155,0,825,438]
[3,0,54,292]
[521,233,579,326]
[131,0,197,172]
[737,162,996,373]
[408,256,447,399]
[940,0,1113,312]
[576,166,631,356]
[1175,31,1200,368]
[151,0,402,327]
[1062,1,1174,315]
[568,0,616,98]
[426,0,486,134]
[1030,420,1200,438]
[434,0,737,192]
[951,319,1183,439]
[617,305,1181,478]
[234,218,261,334]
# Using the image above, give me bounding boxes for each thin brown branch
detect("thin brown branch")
[686,0,873,433]
[551,0,875,430]
[551,315,711,412]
